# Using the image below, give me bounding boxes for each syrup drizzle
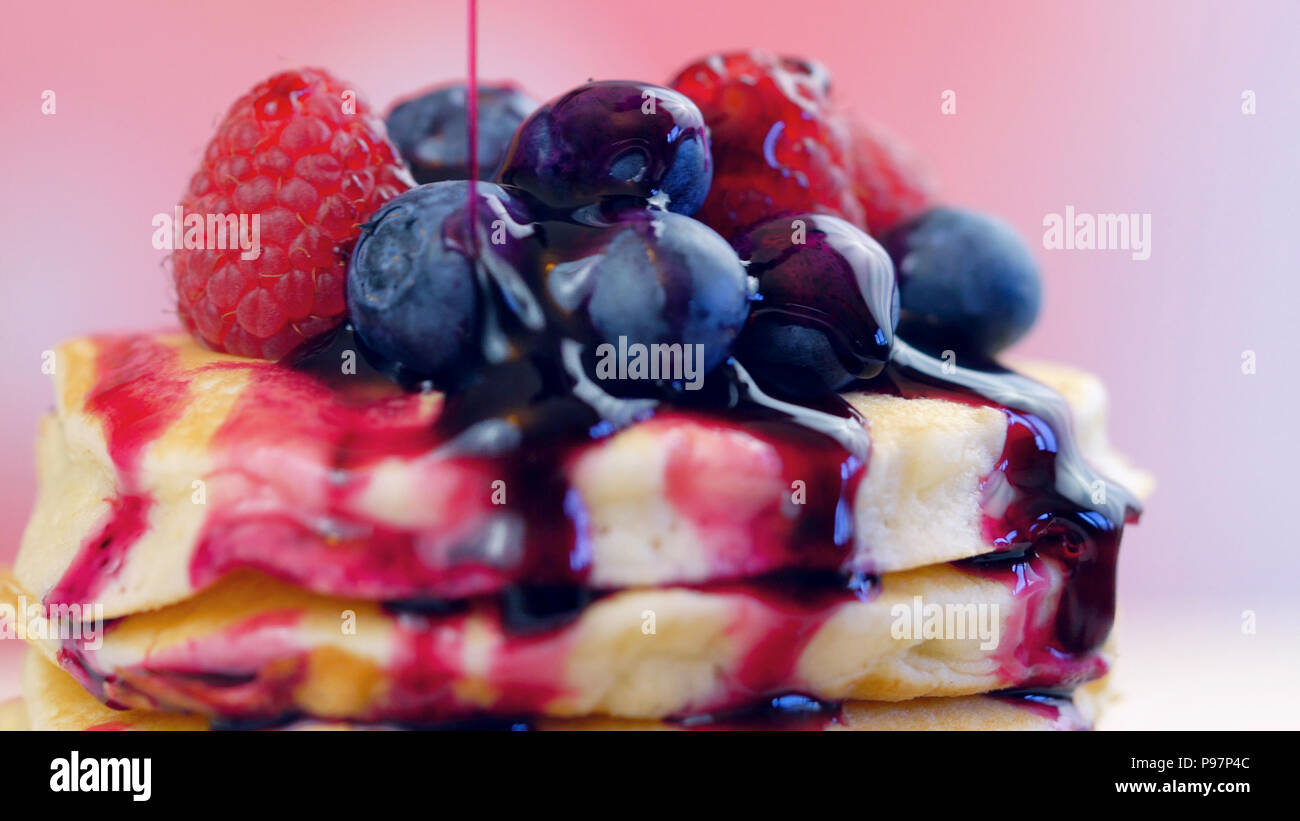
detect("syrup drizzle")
[45,329,1130,722]
[880,341,1140,655]
[886,340,1140,526]
[61,559,1095,723]
[465,0,479,251]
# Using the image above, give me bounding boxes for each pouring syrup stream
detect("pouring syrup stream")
[466,0,479,253]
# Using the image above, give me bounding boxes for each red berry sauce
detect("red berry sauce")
[41,327,1138,725]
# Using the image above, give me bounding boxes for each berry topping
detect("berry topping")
[845,118,936,236]
[670,50,863,240]
[386,83,538,184]
[882,207,1042,359]
[174,68,411,361]
[541,210,750,380]
[733,214,898,395]
[497,82,712,215]
[348,181,533,390]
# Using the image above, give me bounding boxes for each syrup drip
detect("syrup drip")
[58,558,1102,724]
[882,340,1140,655]
[47,324,1137,718]
[465,0,479,251]
[409,201,875,609]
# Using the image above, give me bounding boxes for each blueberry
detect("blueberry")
[386,83,538,184]
[347,181,533,390]
[733,214,898,396]
[882,207,1042,359]
[498,82,712,215]
[541,211,749,379]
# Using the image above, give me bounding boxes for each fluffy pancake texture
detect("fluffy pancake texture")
[0,698,28,731]
[18,651,1093,731]
[9,331,1150,730]
[5,558,1099,723]
[16,333,1149,619]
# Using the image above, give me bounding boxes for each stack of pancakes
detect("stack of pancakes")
[0,332,1150,730]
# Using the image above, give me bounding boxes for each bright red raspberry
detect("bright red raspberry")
[670,50,863,240]
[845,117,935,236]
[173,68,412,361]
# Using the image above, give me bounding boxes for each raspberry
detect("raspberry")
[845,118,935,235]
[670,50,863,240]
[173,68,411,361]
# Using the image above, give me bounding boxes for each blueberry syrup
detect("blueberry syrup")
[880,340,1140,658]
[45,294,1137,725]
[465,0,479,250]
[989,688,1075,724]
[669,694,844,731]
[56,552,1098,724]
[396,198,874,609]
[45,322,1135,723]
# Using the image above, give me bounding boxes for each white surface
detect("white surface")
[1101,597,1300,730]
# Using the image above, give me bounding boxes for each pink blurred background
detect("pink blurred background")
[2,0,1297,727]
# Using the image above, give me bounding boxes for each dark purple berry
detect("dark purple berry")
[347,181,533,390]
[733,213,898,396]
[541,211,749,378]
[498,82,712,215]
[882,207,1042,359]
[386,83,538,184]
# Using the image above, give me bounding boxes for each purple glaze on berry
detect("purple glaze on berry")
[540,210,750,376]
[347,180,534,390]
[498,81,712,215]
[733,213,898,396]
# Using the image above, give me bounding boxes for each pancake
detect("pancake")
[5,552,1104,724]
[0,698,28,731]
[15,333,1151,618]
[19,650,1093,731]
[22,649,207,732]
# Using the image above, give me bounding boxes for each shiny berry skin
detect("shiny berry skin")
[497,82,712,215]
[670,50,863,240]
[173,68,411,361]
[386,83,537,184]
[733,213,898,396]
[846,118,936,236]
[347,181,533,389]
[882,207,1042,359]
[542,210,749,375]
